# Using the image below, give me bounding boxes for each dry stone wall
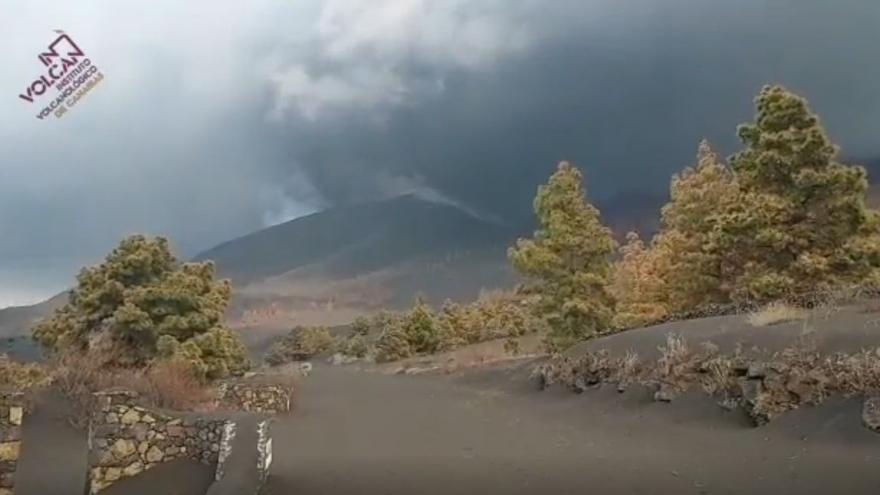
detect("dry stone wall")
[87,389,229,494]
[0,391,23,495]
[218,378,292,414]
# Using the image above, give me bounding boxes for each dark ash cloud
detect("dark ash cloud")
[2,0,880,305]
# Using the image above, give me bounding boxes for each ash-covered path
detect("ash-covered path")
[262,364,880,495]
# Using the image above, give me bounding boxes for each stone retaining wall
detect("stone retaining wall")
[218,378,292,414]
[0,392,23,495]
[87,389,229,494]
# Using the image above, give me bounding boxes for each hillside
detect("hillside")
[0,293,66,340]
[197,194,521,328]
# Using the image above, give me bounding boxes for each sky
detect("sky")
[1,0,879,307]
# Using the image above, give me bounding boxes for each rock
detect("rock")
[123,461,143,477]
[8,407,22,427]
[746,363,767,379]
[138,441,149,455]
[717,397,741,411]
[863,396,880,433]
[120,409,141,425]
[167,425,184,437]
[572,376,587,394]
[737,378,762,406]
[131,423,149,441]
[145,445,164,463]
[105,412,119,424]
[653,385,676,402]
[142,414,155,424]
[0,442,19,462]
[328,353,357,366]
[104,468,122,481]
[112,439,136,459]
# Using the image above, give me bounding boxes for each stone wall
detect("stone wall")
[217,377,292,414]
[0,391,23,495]
[87,389,229,494]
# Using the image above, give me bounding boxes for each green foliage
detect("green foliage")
[350,316,371,337]
[610,87,880,327]
[714,85,880,301]
[363,292,539,362]
[265,326,335,366]
[658,141,739,310]
[32,235,250,379]
[402,298,442,354]
[509,162,616,347]
[340,333,369,358]
[375,323,414,363]
[374,298,439,362]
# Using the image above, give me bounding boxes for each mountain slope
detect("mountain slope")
[196,195,521,327]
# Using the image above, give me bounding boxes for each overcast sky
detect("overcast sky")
[2,0,879,307]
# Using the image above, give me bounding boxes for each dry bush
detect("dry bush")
[110,360,215,411]
[747,302,809,327]
[830,348,880,396]
[539,330,880,427]
[0,355,51,390]
[50,351,215,428]
[653,334,702,400]
[537,349,644,393]
[503,338,521,356]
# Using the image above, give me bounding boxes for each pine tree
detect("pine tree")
[715,85,880,300]
[657,140,739,311]
[509,162,616,349]
[33,235,250,378]
[610,232,669,329]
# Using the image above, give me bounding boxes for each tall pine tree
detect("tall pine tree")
[657,140,739,311]
[509,162,616,349]
[715,85,880,300]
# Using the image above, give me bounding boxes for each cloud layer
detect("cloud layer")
[2,0,879,305]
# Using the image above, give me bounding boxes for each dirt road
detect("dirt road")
[263,364,880,495]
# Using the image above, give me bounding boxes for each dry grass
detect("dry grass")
[50,351,216,428]
[747,302,809,327]
[380,335,545,375]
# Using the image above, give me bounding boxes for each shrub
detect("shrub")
[401,299,441,354]
[265,326,334,366]
[503,338,521,357]
[375,324,413,363]
[340,334,368,358]
[0,356,50,390]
